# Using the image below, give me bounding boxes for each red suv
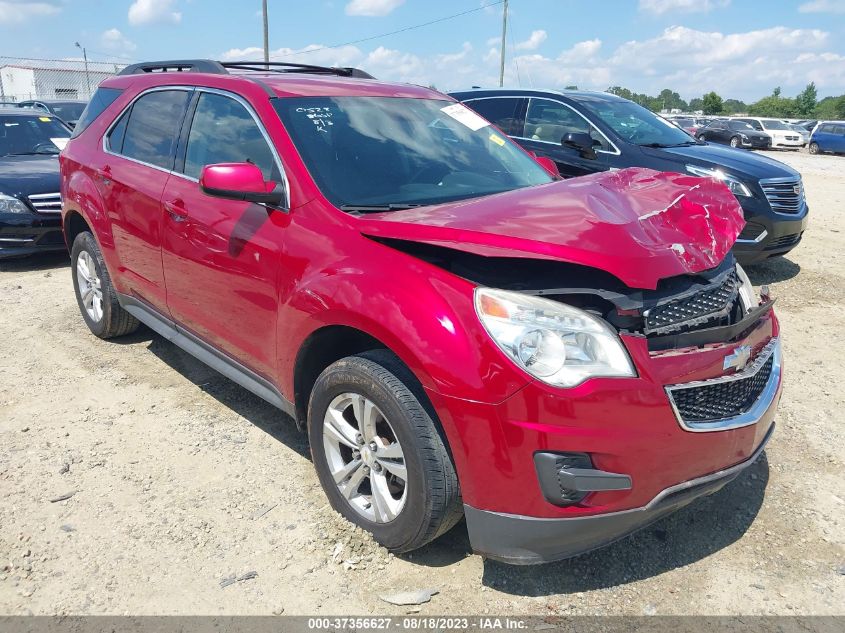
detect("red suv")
[60,60,782,564]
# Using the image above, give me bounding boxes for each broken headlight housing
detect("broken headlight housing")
[475,288,636,388]
[736,264,757,313]
[686,164,752,197]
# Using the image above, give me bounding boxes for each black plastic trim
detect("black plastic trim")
[118,60,227,75]
[117,293,295,417]
[647,300,775,351]
[466,423,774,564]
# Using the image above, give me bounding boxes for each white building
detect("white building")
[0,60,123,102]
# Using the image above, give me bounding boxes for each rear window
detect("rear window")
[70,87,122,138]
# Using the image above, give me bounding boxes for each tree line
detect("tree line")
[601,83,845,119]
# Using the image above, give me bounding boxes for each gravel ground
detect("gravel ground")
[0,150,843,616]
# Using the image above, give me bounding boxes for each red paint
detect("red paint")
[59,69,779,528]
[200,162,270,195]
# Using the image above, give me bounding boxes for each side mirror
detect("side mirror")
[562,132,599,159]
[199,162,286,208]
[533,155,561,178]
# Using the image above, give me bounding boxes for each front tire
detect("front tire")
[729,136,740,148]
[808,142,819,154]
[71,231,139,339]
[697,134,706,142]
[308,350,462,553]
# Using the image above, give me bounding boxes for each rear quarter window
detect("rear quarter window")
[70,87,123,138]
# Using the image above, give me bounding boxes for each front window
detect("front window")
[0,114,70,156]
[761,120,791,131]
[579,99,696,147]
[272,97,552,210]
[524,98,610,150]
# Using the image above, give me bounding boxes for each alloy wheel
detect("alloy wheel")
[322,392,408,523]
[76,250,104,322]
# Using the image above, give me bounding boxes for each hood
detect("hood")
[646,143,799,180]
[357,168,744,290]
[0,154,61,198]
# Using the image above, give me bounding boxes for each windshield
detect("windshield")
[580,99,696,147]
[50,103,86,121]
[729,121,756,131]
[761,120,791,131]
[0,114,69,156]
[272,97,552,209]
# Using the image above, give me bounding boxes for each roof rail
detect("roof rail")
[117,60,227,75]
[220,61,374,79]
[116,59,375,79]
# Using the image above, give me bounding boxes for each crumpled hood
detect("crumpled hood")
[357,168,744,290]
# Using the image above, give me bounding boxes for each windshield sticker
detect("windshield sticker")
[39,116,51,122]
[50,137,69,150]
[489,133,506,147]
[296,106,334,133]
[440,103,489,131]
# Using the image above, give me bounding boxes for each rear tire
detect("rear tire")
[71,231,139,339]
[308,349,462,553]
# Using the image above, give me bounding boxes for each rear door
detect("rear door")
[98,88,191,312]
[834,125,845,153]
[461,97,527,137]
[160,88,285,378]
[516,98,613,178]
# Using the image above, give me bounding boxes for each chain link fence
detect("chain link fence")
[0,55,126,104]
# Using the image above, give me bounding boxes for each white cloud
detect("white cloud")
[639,0,730,14]
[0,0,60,24]
[345,0,404,17]
[219,24,845,101]
[515,30,547,51]
[128,0,182,26]
[799,0,845,13]
[100,28,137,53]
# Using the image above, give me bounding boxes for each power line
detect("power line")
[288,0,506,57]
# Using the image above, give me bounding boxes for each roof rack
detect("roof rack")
[117,59,374,79]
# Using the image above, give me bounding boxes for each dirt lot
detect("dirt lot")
[1,151,843,616]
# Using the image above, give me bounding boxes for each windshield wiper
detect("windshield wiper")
[638,141,695,148]
[6,150,60,156]
[339,203,422,213]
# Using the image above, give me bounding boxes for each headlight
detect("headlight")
[686,164,752,197]
[474,287,636,388]
[0,193,30,214]
[736,264,757,313]
[740,134,749,141]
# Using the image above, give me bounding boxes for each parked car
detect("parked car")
[809,121,845,155]
[60,60,782,564]
[785,123,810,146]
[696,119,772,149]
[794,119,817,132]
[667,115,710,137]
[734,117,804,150]
[451,89,808,264]
[0,108,70,259]
[17,99,88,129]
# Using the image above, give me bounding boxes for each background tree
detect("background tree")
[796,82,818,118]
[565,85,578,90]
[722,99,748,115]
[749,86,797,117]
[657,88,688,112]
[701,92,724,115]
[688,97,704,112]
[815,94,845,119]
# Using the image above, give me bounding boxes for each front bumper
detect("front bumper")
[733,196,809,265]
[465,423,774,564]
[740,138,771,149]
[0,212,64,259]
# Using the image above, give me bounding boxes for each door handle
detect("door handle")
[164,200,188,223]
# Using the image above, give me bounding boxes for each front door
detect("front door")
[161,89,285,378]
[518,98,611,178]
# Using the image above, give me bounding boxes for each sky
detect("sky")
[1,0,844,102]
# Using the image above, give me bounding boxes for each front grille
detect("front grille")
[785,135,799,141]
[26,192,62,214]
[666,338,778,427]
[761,178,804,215]
[644,271,739,335]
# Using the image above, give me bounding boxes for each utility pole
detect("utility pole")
[75,42,91,99]
[262,0,270,64]
[498,0,508,87]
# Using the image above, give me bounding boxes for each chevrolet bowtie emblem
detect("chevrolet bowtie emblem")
[724,345,752,372]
